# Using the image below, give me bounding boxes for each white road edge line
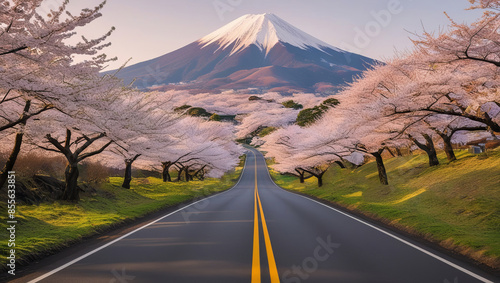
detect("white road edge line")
[252,148,494,283]
[27,151,250,283]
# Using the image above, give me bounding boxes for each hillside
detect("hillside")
[270,149,500,271]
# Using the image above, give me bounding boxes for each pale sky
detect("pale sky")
[64,0,484,70]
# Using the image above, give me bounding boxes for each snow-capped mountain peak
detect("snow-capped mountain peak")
[199,13,343,56]
[110,13,378,93]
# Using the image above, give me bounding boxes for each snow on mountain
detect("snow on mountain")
[199,13,344,56]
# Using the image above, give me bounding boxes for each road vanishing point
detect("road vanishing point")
[14,148,497,283]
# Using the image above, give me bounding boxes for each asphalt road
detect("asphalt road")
[14,148,497,283]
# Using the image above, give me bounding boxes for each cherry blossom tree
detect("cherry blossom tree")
[171,117,243,181]
[261,124,349,187]
[331,62,415,184]
[408,1,500,131]
[25,76,143,201]
[102,91,182,188]
[413,0,499,67]
[136,115,243,183]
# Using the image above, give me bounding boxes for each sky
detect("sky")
[62,0,484,70]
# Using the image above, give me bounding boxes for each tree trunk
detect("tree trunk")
[299,173,305,183]
[301,168,327,187]
[61,163,80,201]
[193,166,206,181]
[371,150,388,185]
[122,161,133,189]
[295,169,305,183]
[423,134,440,166]
[395,147,403,157]
[0,100,31,190]
[427,149,440,166]
[176,167,183,182]
[184,165,191,182]
[440,135,456,162]
[409,134,440,167]
[196,170,205,181]
[317,174,323,187]
[0,132,23,190]
[122,154,140,189]
[334,161,346,169]
[162,162,173,182]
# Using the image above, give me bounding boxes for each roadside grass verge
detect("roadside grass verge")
[269,149,500,270]
[0,161,244,268]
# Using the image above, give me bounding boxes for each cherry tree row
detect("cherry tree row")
[259,0,499,186]
[0,0,243,201]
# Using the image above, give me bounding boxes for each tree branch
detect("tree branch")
[73,132,107,157]
[45,133,69,155]
[78,140,113,162]
[0,103,53,132]
[0,45,28,56]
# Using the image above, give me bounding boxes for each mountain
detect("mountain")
[114,13,378,94]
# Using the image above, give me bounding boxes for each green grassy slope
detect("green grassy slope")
[270,150,500,269]
[0,163,243,268]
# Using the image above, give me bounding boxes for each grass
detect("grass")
[270,149,500,269]
[0,161,244,268]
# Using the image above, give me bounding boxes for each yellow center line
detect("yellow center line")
[251,151,280,283]
[256,187,280,282]
[252,166,261,283]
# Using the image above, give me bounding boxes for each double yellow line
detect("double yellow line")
[251,153,280,283]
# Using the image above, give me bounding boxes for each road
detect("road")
[16,148,497,283]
